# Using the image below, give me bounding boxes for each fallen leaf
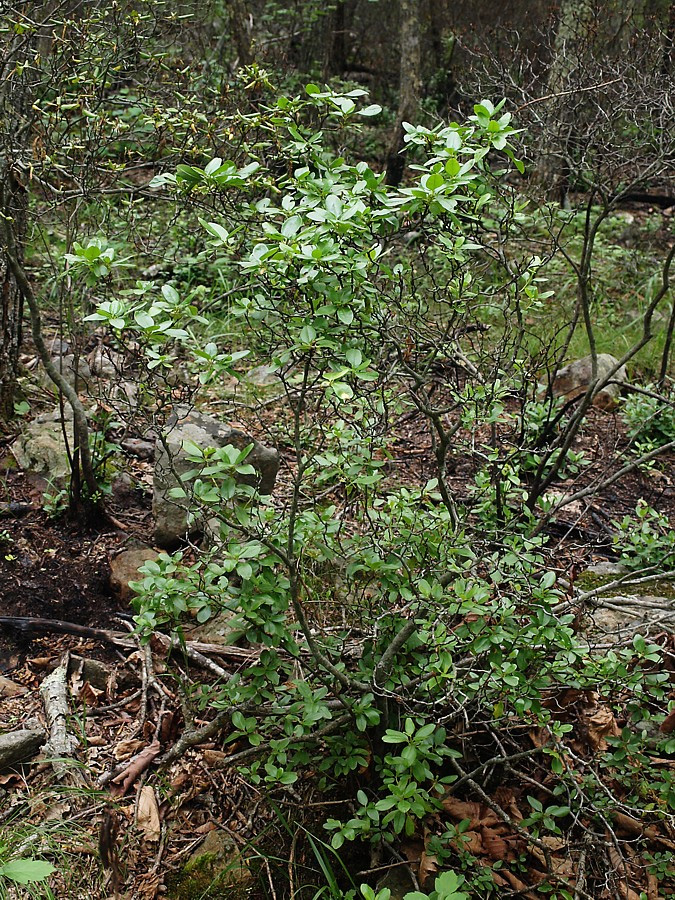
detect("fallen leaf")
[137,785,161,842]
[111,741,161,796]
[114,738,146,761]
[660,708,675,734]
[586,706,620,751]
[418,851,438,887]
[441,796,499,828]
[481,827,509,860]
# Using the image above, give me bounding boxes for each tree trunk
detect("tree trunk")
[229,0,253,67]
[535,0,655,205]
[324,1,347,78]
[0,174,26,421]
[385,0,422,187]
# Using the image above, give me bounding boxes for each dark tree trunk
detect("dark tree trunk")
[0,16,31,421]
[229,0,253,67]
[385,0,422,187]
[324,0,347,77]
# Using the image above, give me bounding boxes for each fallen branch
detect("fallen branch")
[39,654,80,780]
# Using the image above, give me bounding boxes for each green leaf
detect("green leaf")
[200,219,230,243]
[425,172,444,191]
[357,104,382,117]
[281,215,302,238]
[204,157,223,175]
[162,284,180,304]
[345,348,362,367]
[0,859,56,884]
[134,310,154,329]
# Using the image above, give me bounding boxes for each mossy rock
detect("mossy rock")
[577,567,675,600]
[166,830,255,899]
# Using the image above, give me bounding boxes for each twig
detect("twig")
[514,78,622,114]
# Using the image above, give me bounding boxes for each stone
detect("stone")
[42,353,91,392]
[583,562,629,578]
[242,364,278,388]
[185,612,240,648]
[376,866,416,900]
[121,437,155,460]
[167,829,253,899]
[552,353,627,410]
[11,406,74,485]
[153,409,279,549]
[109,547,159,601]
[0,674,28,698]
[68,655,112,692]
[0,728,46,772]
[87,345,123,378]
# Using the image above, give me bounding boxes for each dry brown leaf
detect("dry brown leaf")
[418,851,438,887]
[660,708,675,734]
[586,706,620,751]
[500,868,540,900]
[203,749,226,768]
[493,787,524,823]
[400,840,424,864]
[481,827,509,860]
[647,872,660,900]
[441,796,499,828]
[114,738,146,761]
[111,741,160,796]
[455,830,484,855]
[136,785,160,842]
[77,681,103,706]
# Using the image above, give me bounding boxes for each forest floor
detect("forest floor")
[2,383,675,898]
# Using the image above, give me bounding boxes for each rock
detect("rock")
[376,866,416,900]
[121,437,155,460]
[68,655,112,692]
[0,675,28,698]
[109,547,159,601]
[552,353,627,410]
[0,728,46,772]
[87,345,123,378]
[42,353,91,392]
[153,409,279,548]
[11,406,74,485]
[167,829,253,899]
[185,612,240,648]
[583,562,629,578]
[242,364,278,388]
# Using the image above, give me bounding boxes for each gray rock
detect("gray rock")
[121,437,155,460]
[0,728,46,772]
[167,829,253,898]
[186,612,240,648]
[153,409,279,548]
[42,354,91,392]
[87,346,123,378]
[376,866,416,900]
[583,562,629,577]
[552,353,627,410]
[68,655,112,692]
[11,406,74,485]
[243,364,279,388]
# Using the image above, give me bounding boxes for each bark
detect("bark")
[535,0,655,205]
[229,0,253,67]
[0,16,31,421]
[385,0,422,187]
[324,0,347,77]
[0,173,26,421]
